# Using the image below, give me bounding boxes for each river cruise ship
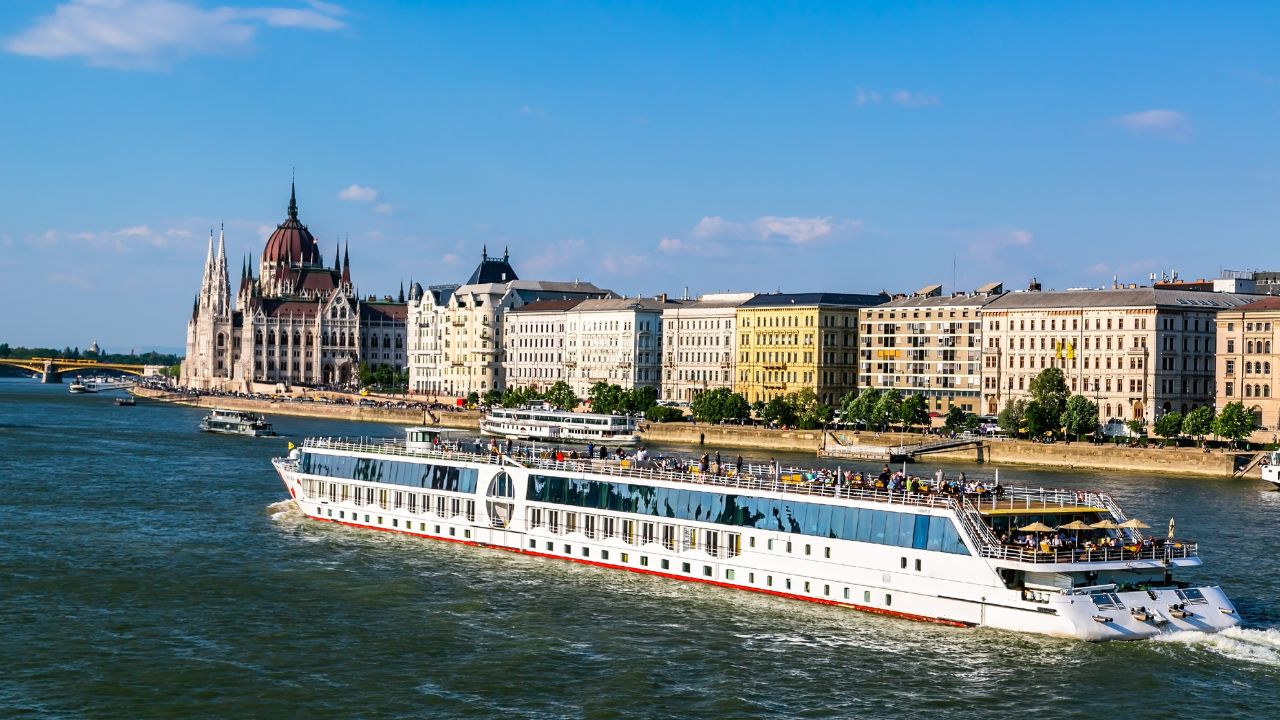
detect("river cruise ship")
[201,408,277,437]
[272,433,1240,640]
[480,407,639,446]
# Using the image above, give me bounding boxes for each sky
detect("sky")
[0,1,1277,350]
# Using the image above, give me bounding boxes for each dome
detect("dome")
[409,282,424,302]
[262,183,320,266]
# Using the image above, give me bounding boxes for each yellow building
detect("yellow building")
[735,292,888,406]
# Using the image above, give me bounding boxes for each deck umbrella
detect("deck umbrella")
[1019,521,1056,552]
[1118,519,1150,528]
[1089,519,1120,529]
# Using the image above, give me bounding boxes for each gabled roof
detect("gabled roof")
[1236,296,1280,313]
[507,298,585,314]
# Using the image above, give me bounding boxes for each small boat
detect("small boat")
[115,397,136,406]
[69,382,95,394]
[1262,451,1280,489]
[200,408,277,437]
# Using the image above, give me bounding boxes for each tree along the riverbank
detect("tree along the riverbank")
[689,388,751,424]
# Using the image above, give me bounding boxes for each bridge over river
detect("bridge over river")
[0,357,164,383]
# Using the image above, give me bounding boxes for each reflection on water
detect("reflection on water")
[1,380,1277,719]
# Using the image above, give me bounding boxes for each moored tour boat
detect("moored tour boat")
[1262,451,1280,489]
[481,406,639,446]
[272,431,1241,641]
[115,396,136,406]
[201,408,277,437]
[68,381,94,394]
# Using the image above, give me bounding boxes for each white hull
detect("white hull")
[273,443,1241,641]
[1262,464,1279,489]
[479,420,640,446]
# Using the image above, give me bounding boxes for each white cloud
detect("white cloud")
[1010,229,1033,246]
[1109,109,1192,140]
[890,89,940,108]
[855,87,881,107]
[656,236,685,253]
[519,104,546,118]
[374,203,393,215]
[49,270,95,291]
[601,254,650,276]
[523,238,585,275]
[753,216,849,246]
[693,216,742,238]
[442,253,459,264]
[4,0,346,70]
[338,184,378,202]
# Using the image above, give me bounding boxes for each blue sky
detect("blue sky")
[0,1,1277,350]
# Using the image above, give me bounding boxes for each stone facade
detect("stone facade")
[501,299,582,391]
[563,297,681,398]
[735,292,889,406]
[180,185,405,391]
[660,292,755,402]
[981,287,1257,425]
[1215,296,1280,430]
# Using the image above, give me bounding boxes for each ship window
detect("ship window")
[749,573,755,583]
[581,547,589,557]
[915,559,922,572]
[528,539,536,549]
[703,566,712,577]
[545,542,553,551]
[864,591,871,603]
[661,559,670,570]
[621,553,629,563]
[804,581,810,592]
[885,594,892,606]
[900,557,907,569]
[844,588,850,600]
[563,544,571,554]
[640,556,649,567]
[767,576,773,587]
[824,547,831,559]
[726,569,735,581]
[682,562,691,573]
[601,550,609,560]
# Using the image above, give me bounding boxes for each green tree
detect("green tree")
[942,406,968,434]
[483,388,503,406]
[1028,367,1069,425]
[356,362,374,387]
[465,391,480,407]
[838,387,880,427]
[1153,411,1183,446]
[899,395,930,430]
[1182,406,1215,445]
[787,388,833,430]
[622,386,659,414]
[588,382,625,414]
[997,399,1028,438]
[1213,401,1255,446]
[690,388,751,424]
[0,343,10,357]
[870,389,903,431]
[1023,400,1056,437]
[543,381,578,411]
[761,396,796,426]
[1060,395,1099,439]
[1126,419,1147,438]
[644,405,684,422]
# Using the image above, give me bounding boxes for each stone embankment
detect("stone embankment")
[135,387,1259,478]
[641,422,1255,479]
[132,386,480,430]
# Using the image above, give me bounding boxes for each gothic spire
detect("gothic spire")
[341,239,351,285]
[287,177,298,221]
[482,243,488,261]
[334,241,341,272]
[398,280,405,303]
[503,244,509,262]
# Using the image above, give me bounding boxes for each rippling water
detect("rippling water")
[2,380,1278,718]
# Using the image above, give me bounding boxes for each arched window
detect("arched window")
[293,332,301,346]
[216,333,225,347]
[1266,341,1272,353]
[1248,340,1255,353]
[267,331,276,345]
[1246,385,1254,397]
[1265,385,1271,398]
[383,335,391,349]
[255,332,263,344]
[1246,361,1254,374]
[1266,362,1273,374]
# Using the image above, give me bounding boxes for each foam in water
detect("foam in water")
[1155,627,1280,668]
[267,499,300,521]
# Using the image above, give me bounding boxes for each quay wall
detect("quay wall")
[135,387,1255,478]
[132,386,481,430]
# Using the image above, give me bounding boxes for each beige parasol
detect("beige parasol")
[1090,519,1120,530]
[1118,519,1150,529]
[1057,520,1092,531]
[1018,522,1056,532]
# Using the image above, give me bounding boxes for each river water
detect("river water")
[2,379,1278,719]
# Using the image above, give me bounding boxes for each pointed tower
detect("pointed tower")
[211,224,231,317]
[341,240,351,286]
[198,228,215,310]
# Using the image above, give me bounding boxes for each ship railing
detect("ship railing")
[978,540,1198,565]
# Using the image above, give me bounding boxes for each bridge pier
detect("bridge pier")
[41,363,62,383]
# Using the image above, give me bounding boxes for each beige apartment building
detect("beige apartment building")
[857,283,1003,416]
[661,292,755,403]
[1215,296,1280,430]
[501,298,583,391]
[982,287,1257,426]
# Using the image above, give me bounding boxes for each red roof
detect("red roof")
[1238,297,1280,312]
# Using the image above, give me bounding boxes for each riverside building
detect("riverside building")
[562,297,683,398]
[1214,296,1280,430]
[404,248,611,398]
[981,286,1257,424]
[858,283,1003,416]
[501,299,584,391]
[181,183,406,391]
[735,292,890,406]
[661,292,756,403]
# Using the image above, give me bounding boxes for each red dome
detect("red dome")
[262,183,320,266]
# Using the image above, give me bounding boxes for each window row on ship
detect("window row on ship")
[303,478,477,522]
[299,453,480,493]
[526,474,970,555]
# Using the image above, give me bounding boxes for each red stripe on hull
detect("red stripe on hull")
[302,510,972,629]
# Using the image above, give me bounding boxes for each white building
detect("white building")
[661,292,755,402]
[405,248,610,399]
[564,297,682,398]
[502,299,584,391]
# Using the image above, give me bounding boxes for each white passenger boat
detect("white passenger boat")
[68,382,94,394]
[1262,451,1280,489]
[272,434,1241,640]
[81,375,136,392]
[200,408,277,437]
[480,407,639,446]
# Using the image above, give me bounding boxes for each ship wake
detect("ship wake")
[267,499,303,524]
[1155,626,1280,668]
